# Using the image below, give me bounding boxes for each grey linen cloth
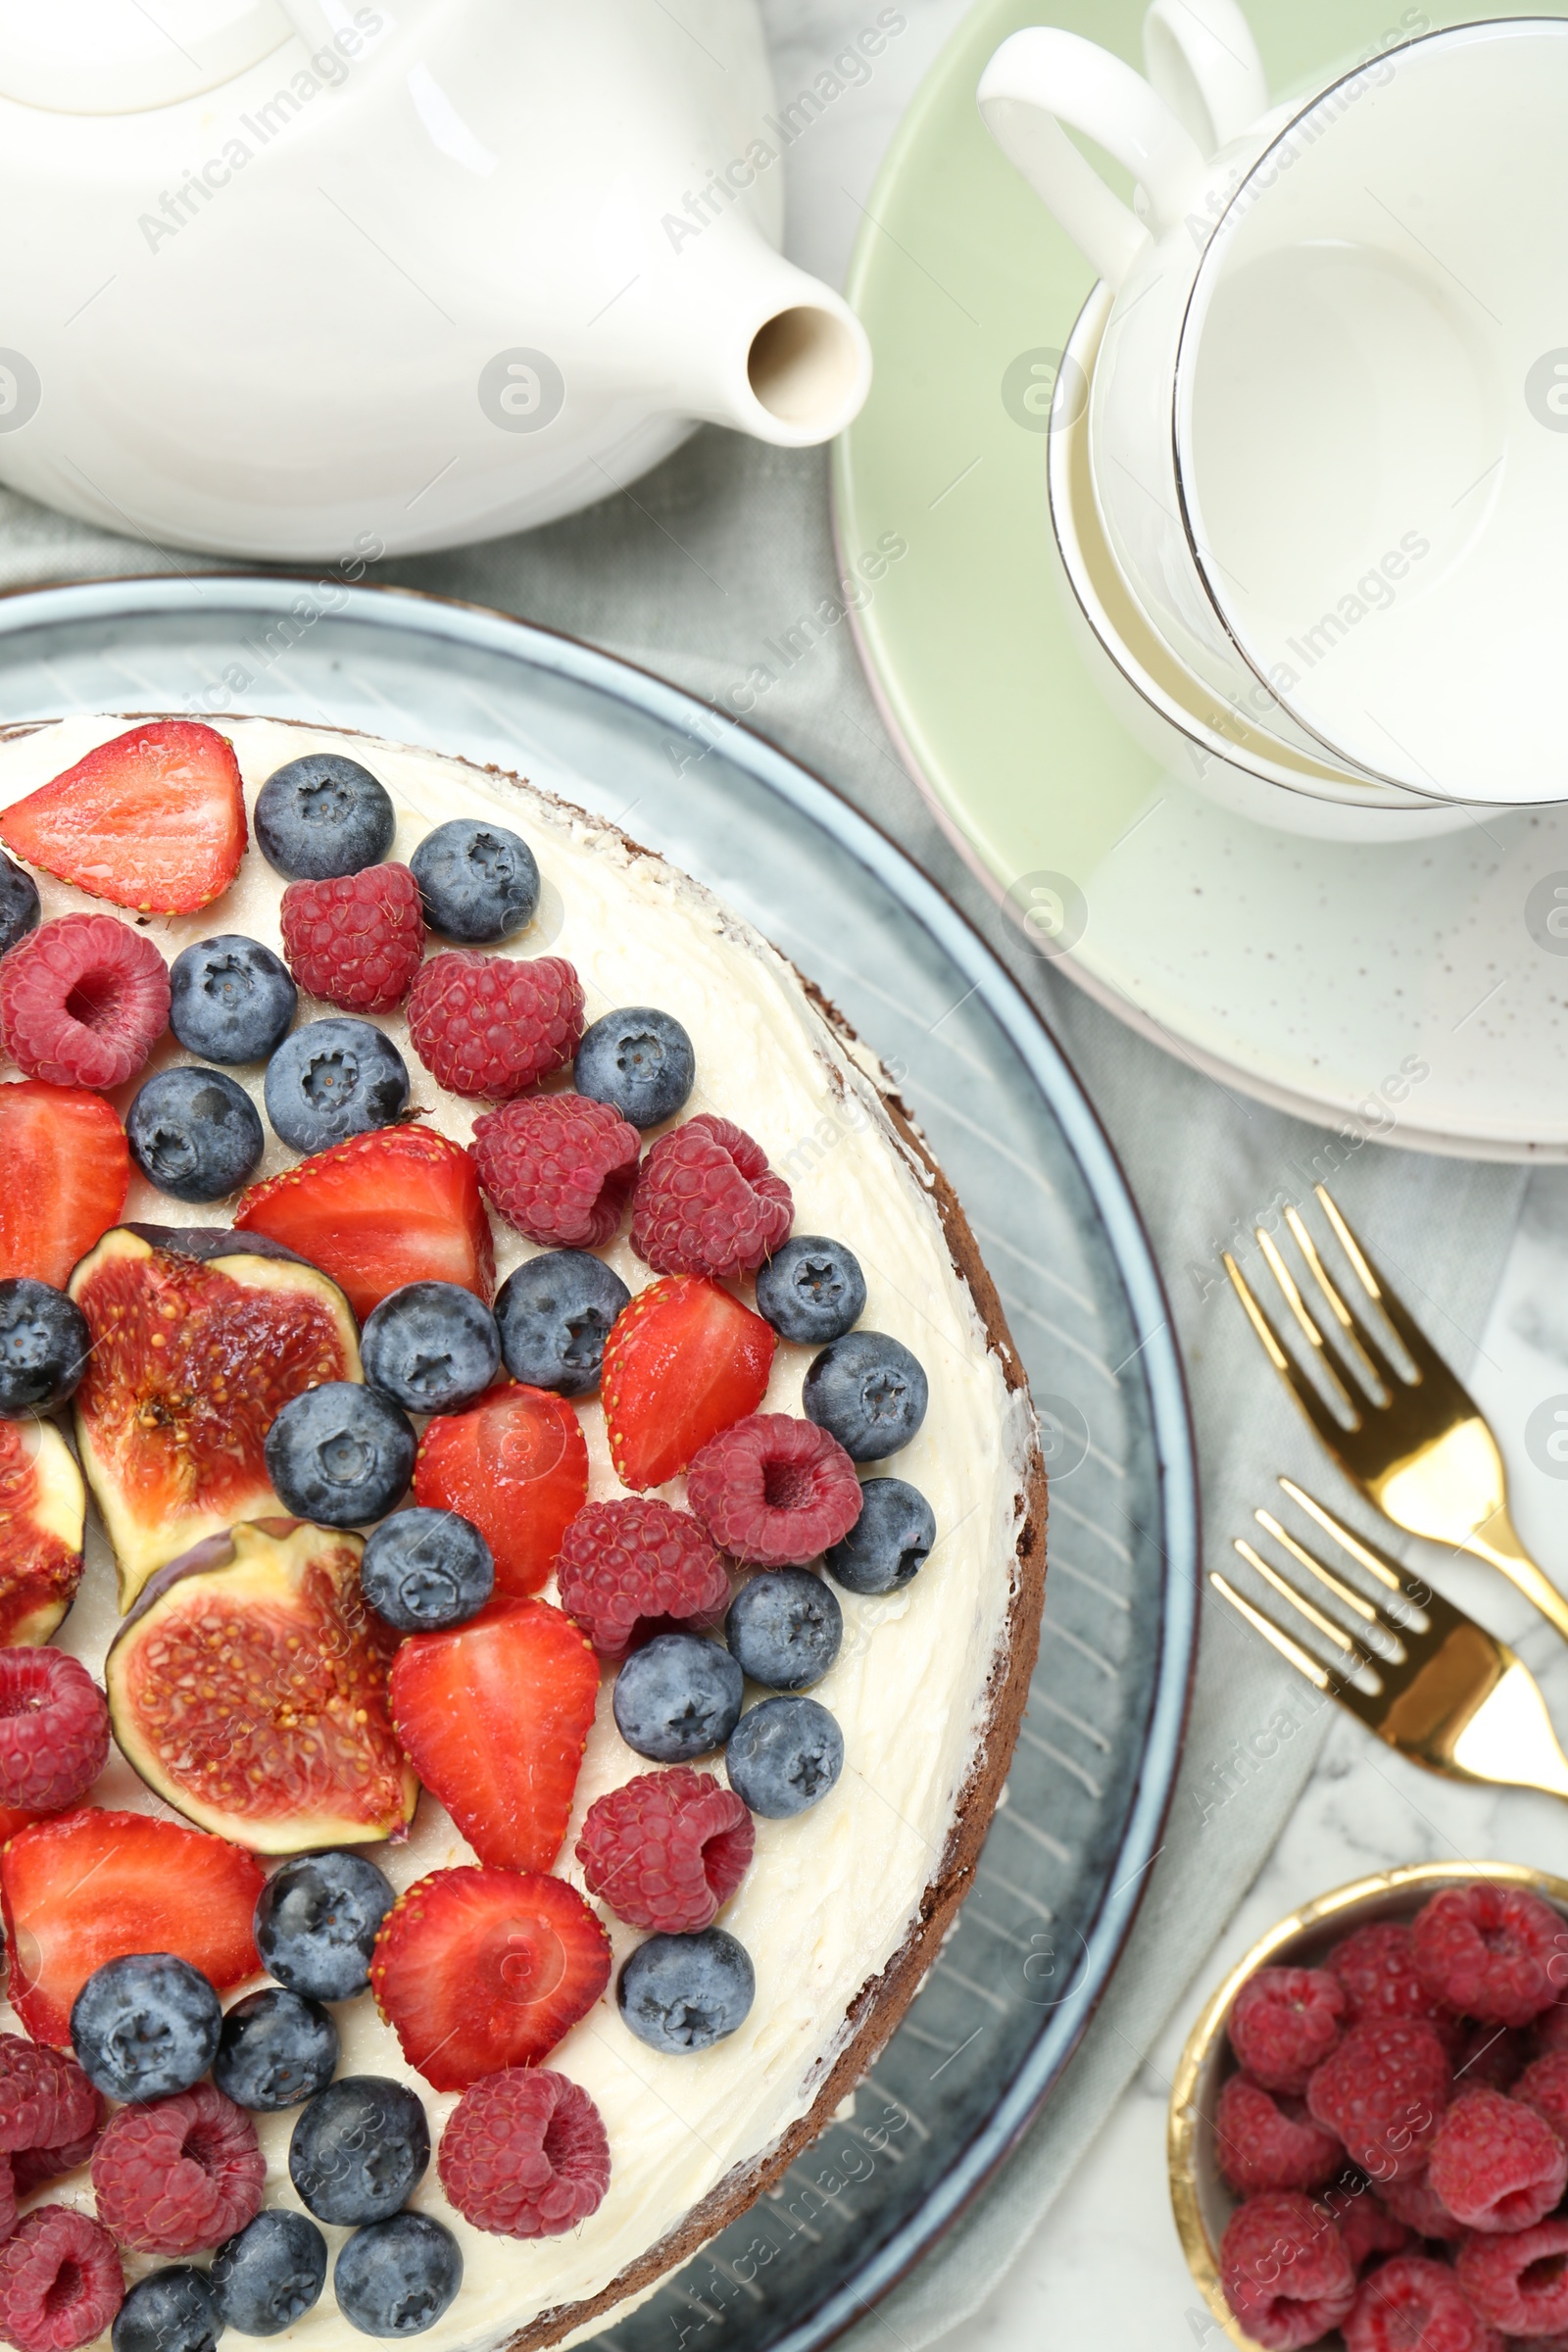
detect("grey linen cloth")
[0,443,1526,2344]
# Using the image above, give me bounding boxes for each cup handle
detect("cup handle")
[977,27,1206,289]
[1143,0,1268,152]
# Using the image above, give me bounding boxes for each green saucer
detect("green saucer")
[833,0,1568,1157]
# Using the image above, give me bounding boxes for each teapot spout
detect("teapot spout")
[661,225,872,449]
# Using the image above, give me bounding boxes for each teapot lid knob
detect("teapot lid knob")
[0,0,294,114]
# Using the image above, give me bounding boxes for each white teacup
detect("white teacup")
[980,15,1568,809]
[1047,286,1475,842]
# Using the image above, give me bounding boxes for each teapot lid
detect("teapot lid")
[0,0,294,114]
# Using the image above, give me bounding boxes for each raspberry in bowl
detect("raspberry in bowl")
[1169,1863,1568,2350]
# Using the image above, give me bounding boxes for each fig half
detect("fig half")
[69,1226,362,1608]
[106,1517,418,1853]
[0,1418,84,1643]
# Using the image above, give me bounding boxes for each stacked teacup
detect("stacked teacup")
[979,2,1568,841]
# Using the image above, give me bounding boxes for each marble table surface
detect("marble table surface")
[758,0,1568,2339]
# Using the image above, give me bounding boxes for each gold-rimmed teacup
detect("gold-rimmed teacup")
[1168,1860,1568,2351]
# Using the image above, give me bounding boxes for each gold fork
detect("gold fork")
[1224,1184,1568,1645]
[1213,1481,1568,1798]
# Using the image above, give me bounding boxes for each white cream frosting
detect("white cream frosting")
[0,716,1034,2350]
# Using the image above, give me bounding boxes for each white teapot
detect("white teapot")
[0,0,873,559]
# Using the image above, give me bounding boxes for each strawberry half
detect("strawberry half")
[1,1809,265,2045]
[389,1597,600,1872]
[371,1865,611,2090]
[0,722,246,914]
[414,1385,588,1599]
[0,1083,128,1288]
[234,1127,494,1319]
[602,1276,776,1490]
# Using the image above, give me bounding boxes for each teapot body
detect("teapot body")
[0,0,870,558]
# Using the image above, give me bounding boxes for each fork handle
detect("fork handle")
[1461,1513,1568,1646]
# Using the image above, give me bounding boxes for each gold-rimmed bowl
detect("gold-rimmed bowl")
[1168,1860,1568,2351]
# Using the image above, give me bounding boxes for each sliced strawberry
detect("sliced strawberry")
[370,1865,611,2090]
[0,1083,128,1289]
[1,1808,265,2045]
[414,1385,588,1599]
[234,1127,494,1319]
[0,722,246,914]
[0,1806,42,1848]
[0,1421,84,1646]
[602,1276,776,1490]
[390,1596,600,1871]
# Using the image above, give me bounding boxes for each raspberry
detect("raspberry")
[686,1414,863,1568]
[0,2039,97,2158]
[0,915,168,1091]
[1328,1921,1460,2038]
[89,2083,263,2255]
[1381,2167,1465,2242]
[1457,2215,1568,2334]
[471,1095,639,1249]
[1414,1885,1567,2029]
[1345,2253,1498,2352]
[1536,1997,1568,2058]
[1519,2051,1568,2144]
[1427,2087,1567,2232]
[631,1115,792,1280]
[556,1498,729,1658]
[279,861,424,1012]
[1453,2024,1529,2095]
[1214,2075,1343,2194]
[0,1654,109,1817]
[438,2068,610,2239]
[1229,1966,1348,2094]
[1218,2190,1355,2349]
[1316,2178,1409,2269]
[576,1768,754,1933]
[0,2162,13,2245]
[11,2101,104,2199]
[0,2208,122,2351]
[407,949,583,1100]
[1306,2020,1451,2181]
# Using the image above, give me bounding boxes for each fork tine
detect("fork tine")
[1208,1569,1332,1690]
[1233,1537,1364,1656]
[1278,1478,1424,1601]
[1252,1510,1387,1629]
[1254,1230,1363,1416]
[1314,1184,1443,1377]
[1285,1201,1403,1394]
[1223,1250,1361,1447]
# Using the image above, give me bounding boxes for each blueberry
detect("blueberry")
[113,2267,220,2352]
[264,1017,409,1154]
[126,1067,265,1204]
[0,850,39,959]
[265,1382,415,1526]
[409,818,539,945]
[215,1986,340,2110]
[211,2209,328,2335]
[574,1006,695,1128]
[612,1633,744,1763]
[255,1851,395,2001]
[0,1278,90,1415]
[803,1331,928,1460]
[756,1236,866,1346]
[361,1508,493,1633]
[725,1695,843,1818]
[289,2076,430,2225]
[70,1952,221,2101]
[361,1282,501,1415]
[617,1928,755,2054]
[725,1570,842,1691]
[824,1477,935,1595]
[256,755,396,882]
[493,1250,630,1396]
[332,2212,462,2338]
[170,935,297,1064]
